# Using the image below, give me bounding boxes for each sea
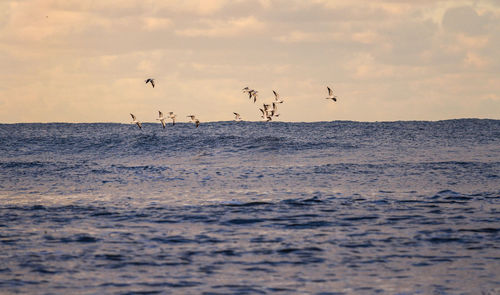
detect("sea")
[0,119,499,295]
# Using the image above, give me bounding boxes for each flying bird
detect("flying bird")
[273,90,284,103]
[187,115,196,122]
[168,112,176,125]
[233,112,242,121]
[325,86,337,102]
[259,108,272,121]
[157,111,166,128]
[272,102,280,117]
[250,90,258,103]
[130,113,142,129]
[145,78,155,88]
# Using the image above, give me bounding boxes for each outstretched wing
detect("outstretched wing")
[130,113,136,120]
[327,86,333,96]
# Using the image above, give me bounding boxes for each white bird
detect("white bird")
[157,111,166,128]
[326,86,337,102]
[233,112,242,121]
[145,78,155,88]
[259,108,272,121]
[168,112,176,125]
[272,102,280,117]
[273,90,284,103]
[130,113,142,129]
[244,88,258,103]
[250,90,258,103]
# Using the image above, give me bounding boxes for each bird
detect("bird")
[259,108,272,121]
[273,90,284,103]
[272,102,280,117]
[244,88,258,103]
[233,112,242,121]
[326,86,337,101]
[145,78,155,88]
[250,90,258,103]
[157,111,166,128]
[130,113,142,129]
[168,112,176,125]
[187,115,196,122]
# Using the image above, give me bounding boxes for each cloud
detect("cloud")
[442,6,490,36]
[175,16,265,37]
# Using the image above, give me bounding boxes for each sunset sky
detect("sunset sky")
[1,0,499,123]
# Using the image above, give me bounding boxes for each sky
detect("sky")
[1,0,499,123]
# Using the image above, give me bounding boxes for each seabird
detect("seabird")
[187,115,196,122]
[157,111,166,128]
[168,112,176,125]
[145,78,155,88]
[272,102,280,117]
[326,86,337,102]
[273,90,284,103]
[130,113,142,129]
[251,90,258,103]
[259,108,271,121]
[233,112,242,121]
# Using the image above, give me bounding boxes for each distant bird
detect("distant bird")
[145,78,155,88]
[233,112,242,121]
[187,115,196,122]
[273,90,284,103]
[325,86,337,102]
[157,111,166,128]
[243,87,258,103]
[272,102,280,117]
[130,113,142,129]
[259,108,272,121]
[250,90,258,103]
[168,112,176,125]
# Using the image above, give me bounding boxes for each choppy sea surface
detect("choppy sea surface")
[0,119,499,295]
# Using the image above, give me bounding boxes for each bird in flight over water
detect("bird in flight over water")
[167,112,176,125]
[145,78,155,88]
[273,90,284,103]
[130,113,142,129]
[325,86,338,102]
[233,112,242,121]
[157,111,166,128]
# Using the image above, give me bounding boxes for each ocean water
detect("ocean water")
[0,119,499,294]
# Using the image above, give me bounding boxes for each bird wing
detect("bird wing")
[273,90,278,99]
[327,87,333,96]
[151,80,155,88]
[130,113,136,120]
[195,120,200,128]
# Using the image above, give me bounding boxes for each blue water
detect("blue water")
[0,120,499,294]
